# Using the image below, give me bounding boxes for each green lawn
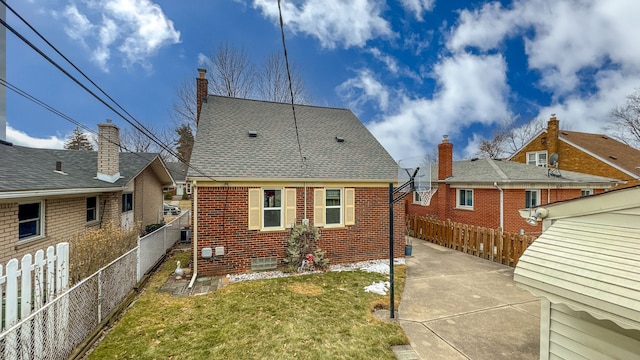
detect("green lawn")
[88,252,408,359]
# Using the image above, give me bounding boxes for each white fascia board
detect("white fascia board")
[0,187,123,200]
[559,136,640,179]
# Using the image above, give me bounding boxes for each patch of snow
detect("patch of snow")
[364,281,390,295]
[226,258,405,283]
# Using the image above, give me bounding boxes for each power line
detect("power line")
[277,0,305,167]
[0,3,217,182]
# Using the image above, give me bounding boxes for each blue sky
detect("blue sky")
[5,0,640,160]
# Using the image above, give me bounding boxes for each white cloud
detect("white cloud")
[58,0,181,71]
[336,69,390,113]
[355,53,510,159]
[449,0,640,98]
[252,0,394,49]
[7,125,65,149]
[398,0,435,21]
[367,48,421,82]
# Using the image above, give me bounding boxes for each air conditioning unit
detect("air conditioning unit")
[180,228,191,243]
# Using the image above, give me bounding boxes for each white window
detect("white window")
[457,189,473,209]
[526,151,548,167]
[86,196,98,223]
[263,189,282,228]
[581,189,593,197]
[186,182,192,194]
[325,189,342,226]
[525,190,540,208]
[413,191,422,204]
[122,193,133,212]
[19,201,44,240]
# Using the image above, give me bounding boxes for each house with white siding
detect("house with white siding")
[514,185,640,359]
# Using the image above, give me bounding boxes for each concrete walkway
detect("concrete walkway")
[397,238,540,360]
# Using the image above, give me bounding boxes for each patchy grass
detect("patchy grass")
[88,253,408,359]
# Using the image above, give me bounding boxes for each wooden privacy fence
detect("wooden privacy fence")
[407,214,536,267]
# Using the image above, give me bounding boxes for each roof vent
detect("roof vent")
[470,157,479,161]
[602,135,609,139]
[248,131,257,138]
[561,131,568,135]
[609,155,617,160]
[335,136,344,143]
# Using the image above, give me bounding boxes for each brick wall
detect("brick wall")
[195,186,405,276]
[134,166,164,230]
[511,129,639,188]
[407,186,604,234]
[0,193,121,264]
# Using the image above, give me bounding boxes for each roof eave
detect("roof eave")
[0,187,124,200]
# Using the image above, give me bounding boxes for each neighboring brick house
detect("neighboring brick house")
[0,121,174,263]
[187,93,402,276]
[407,137,619,234]
[510,115,640,188]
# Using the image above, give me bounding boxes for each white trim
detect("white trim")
[559,136,640,180]
[262,188,284,230]
[0,187,122,200]
[456,189,474,209]
[17,200,45,243]
[525,189,541,208]
[324,188,343,227]
[96,172,122,183]
[526,150,548,167]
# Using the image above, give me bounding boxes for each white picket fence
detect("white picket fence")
[0,210,190,359]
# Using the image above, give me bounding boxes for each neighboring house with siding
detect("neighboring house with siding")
[0,121,174,264]
[407,136,619,234]
[166,161,190,198]
[509,115,640,188]
[514,185,640,359]
[187,94,402,276]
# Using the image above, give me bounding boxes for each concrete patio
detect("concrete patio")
[397,237,540,360]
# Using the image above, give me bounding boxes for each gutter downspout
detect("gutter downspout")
[493,182,504,230]
[188,180,198,289]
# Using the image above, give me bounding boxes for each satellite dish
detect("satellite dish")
[549,153,559,167]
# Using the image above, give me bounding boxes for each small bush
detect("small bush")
[164,191,172,200]
[67,221,140,284]
[181,192,190,200]
[282,223,329,271]
[145,222,165,234]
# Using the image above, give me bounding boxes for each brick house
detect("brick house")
[510,115,640,188]
[165,161,190,198]
[187,89,402,276]
[0,121,174,263]
[406,137,619,234]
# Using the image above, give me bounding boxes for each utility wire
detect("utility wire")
[1,0,170,157]
[277,0,305,167]
[0,6,217,182]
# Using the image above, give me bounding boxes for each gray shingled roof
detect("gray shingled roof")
[166,161,188,182]
[0,142,169,192]
[188,96,397,181]
[438,158,619,185]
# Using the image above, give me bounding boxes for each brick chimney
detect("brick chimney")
[547,115,559,157]
[97,120,121,183]
[437,135,453,180]
[196,68,208,126]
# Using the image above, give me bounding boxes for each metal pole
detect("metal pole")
[389,182,394,319]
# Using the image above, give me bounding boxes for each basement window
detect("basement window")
[251,257,277,271]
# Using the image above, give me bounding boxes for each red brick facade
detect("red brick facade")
[511,116,640,188]
[195,185,405,276]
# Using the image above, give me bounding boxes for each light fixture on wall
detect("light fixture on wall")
[526,208,549,226]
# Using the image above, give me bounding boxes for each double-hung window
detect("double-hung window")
[325,189,342,226]
[526,151,548,167]
[19,201,44,240]
[413,191,421,204]
[263,189,282,228]
[457,189,473,209]
[525,190,540,208]
[87,196,98,223]
[581,189,593,197]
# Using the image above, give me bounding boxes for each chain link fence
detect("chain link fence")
[0,210,190,359]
